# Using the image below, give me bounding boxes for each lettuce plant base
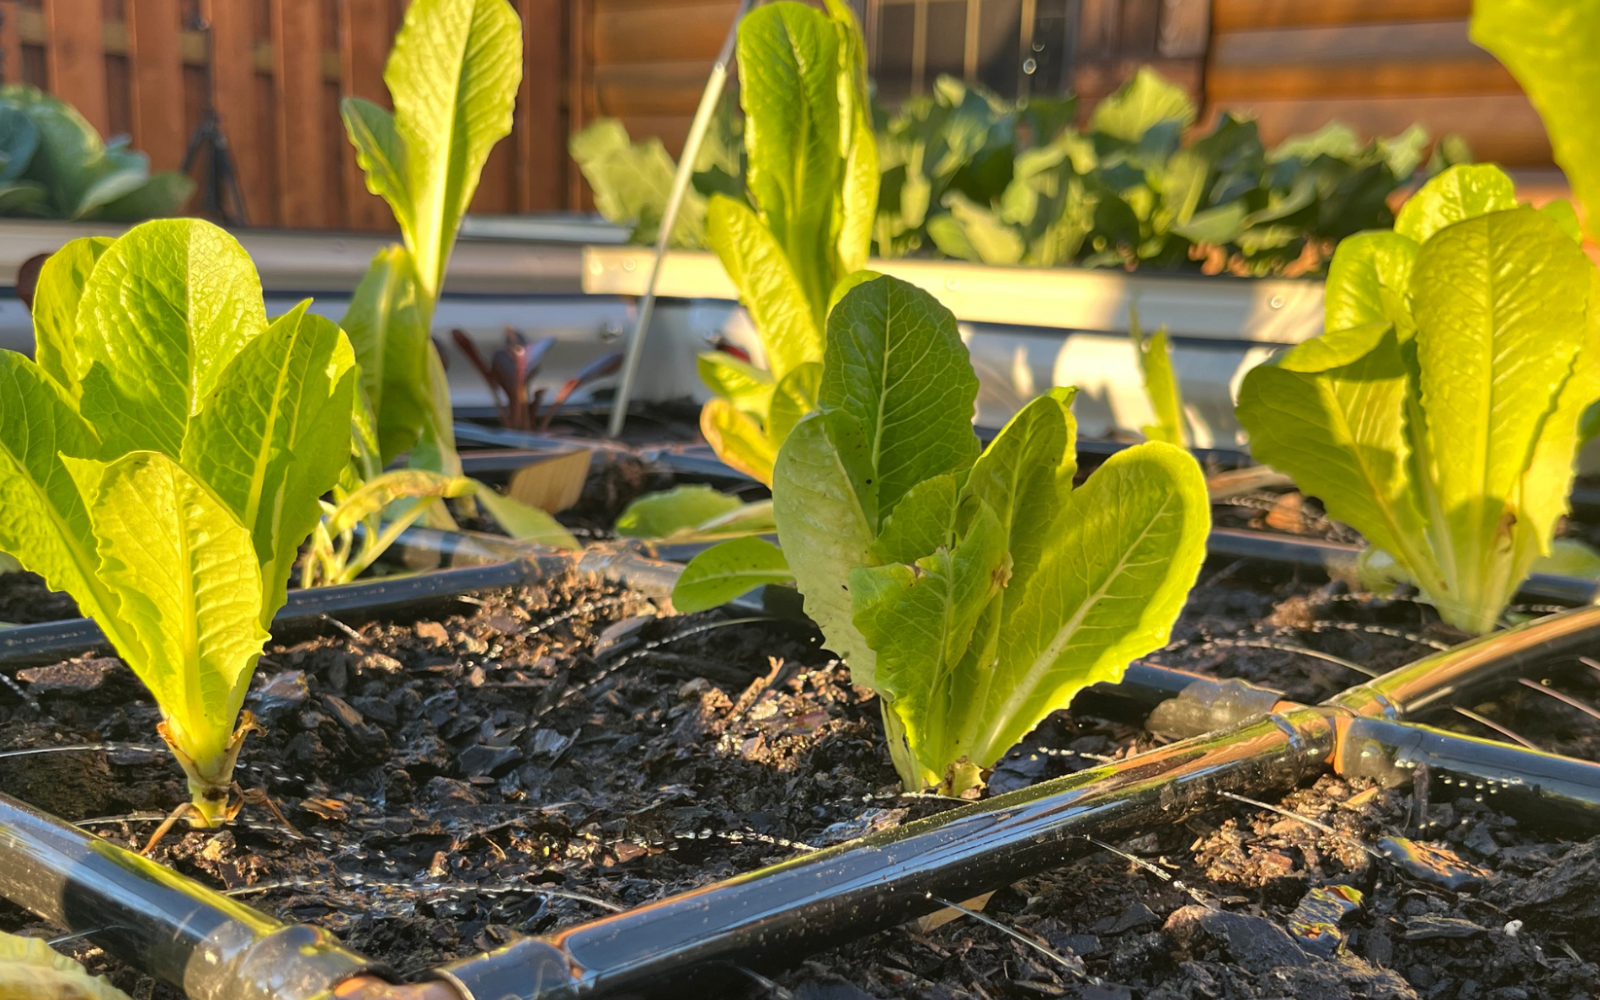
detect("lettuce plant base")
[3,565,1600,999]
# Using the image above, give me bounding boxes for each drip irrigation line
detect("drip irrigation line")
[1517,677,1600,722]
[927,895,1089,980]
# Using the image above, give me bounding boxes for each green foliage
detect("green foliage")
[614,0,875,537]
[1236,164,1600,634]
[333,0,547,573]
[0,220,355,823]
[672,536,793,613]
[750,274,1209,793]
[1471,0,1600,241]
[586,65,1454,276]
[0,85,193,220]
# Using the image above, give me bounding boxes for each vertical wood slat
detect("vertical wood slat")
[126,0,184,170]
[45,0,109,135]
[201,0,263,223]
[518,0,563,212]
[0,2,21,85]
[339,0,392,230]
[567,0,590,209]
[272,0,326,227]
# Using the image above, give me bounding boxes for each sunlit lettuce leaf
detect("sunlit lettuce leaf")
[706,195,824,383]
[700,397,778,485]
[68,450,266,790]
[1393,163,1516,244]
[1130,313,1186,446]
[820,275,979,520]
[767,360,821,447]
[1323,231,1418,339]
[964,442,1207,766]
[773,409,879,683]
[738,1,845,321]
[340,96,413,236]
[471,484,580,549]
[1411,206,1592,631]
[322,469,476,537]
[29,235,113,396]
[74,220,268,456]
[385,0,521,301]
[698,350,776,416]
[182,303,357,626]
[1471,0,1600,241]
[673,536,794,613]
[616,484,746,538]
[341,246,431,464]
[0,351,112,622]
[0,928,133,1000]
[1089,67,1195,144]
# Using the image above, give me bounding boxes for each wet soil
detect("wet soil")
[4,559,1600,1000]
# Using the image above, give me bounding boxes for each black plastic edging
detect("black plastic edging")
[0,559,549,670]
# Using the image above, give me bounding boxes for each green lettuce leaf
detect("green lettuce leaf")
[1393,163,1516,244]
[471,484,580,549]
[341,246,432,464]
[1130,312,1186,446]
[673,536,794,613]
[819,275,980,519]
[182,303,358,626]
[706,195,824,382]
[1471,0,1600,240]
[71,450,267,802]
[616,484,747,538]
[29,235,114,396]
[385,0,522,301]
[75,220,268,456]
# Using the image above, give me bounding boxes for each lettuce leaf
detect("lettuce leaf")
[776,275,1208,792]
[1238,164,1599,633]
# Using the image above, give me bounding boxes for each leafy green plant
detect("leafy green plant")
[610,0,876,540]
[687,275,1210,793]
[1471,0,1600,241]
[0,219,355,824]
[1236,164,1600,634]
[329,0,574,575]
[0,85,193,220]
[582,66,1457,276]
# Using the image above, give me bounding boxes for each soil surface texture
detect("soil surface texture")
[3,558,1600,1000]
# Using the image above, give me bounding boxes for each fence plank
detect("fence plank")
[272,0,327,227]
[340,0,393,230]
[127,0,185,170]
[200,0,263,224]
[568,0,592,208]
[1212,0,1472,33]
[519,0,564,212]
[0,2,21,85]
[45,0,109,135]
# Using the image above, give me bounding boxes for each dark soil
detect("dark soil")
[0,571,80,625]
[4,557,1600,1000]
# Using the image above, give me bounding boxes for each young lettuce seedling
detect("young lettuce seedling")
[325,0,574,575]
[1236,163,1600,635]
[690,275,1210,794]
[1129,307,1189,448]
[0,219,355,825]
[611,0,877,543]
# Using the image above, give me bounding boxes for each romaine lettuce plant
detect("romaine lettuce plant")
[689,274,1210,793]
[0,219,355,825]
[1130,309,1189,447]
[693,0,877,484]
[1236,164,1600,634]
[326,0,574,573]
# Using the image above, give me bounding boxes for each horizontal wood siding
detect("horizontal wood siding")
[1206,0,1551,167]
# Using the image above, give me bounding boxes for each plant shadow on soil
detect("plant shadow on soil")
[4,554,1600,1000]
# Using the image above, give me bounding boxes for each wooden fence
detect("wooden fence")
[0,0,570,230]
[0,0,1563,231]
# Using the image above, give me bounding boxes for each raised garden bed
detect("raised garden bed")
[5,518,1600,999]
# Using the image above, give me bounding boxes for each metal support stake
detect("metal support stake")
[606,0,753,438]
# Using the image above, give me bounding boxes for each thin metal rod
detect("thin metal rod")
[606,0,752,438]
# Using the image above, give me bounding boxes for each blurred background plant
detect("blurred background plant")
[574,66,1470,276]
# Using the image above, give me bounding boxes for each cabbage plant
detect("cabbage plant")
[687,274,1210,793]
[1237,164,1600,634]
[0,219,355,824]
